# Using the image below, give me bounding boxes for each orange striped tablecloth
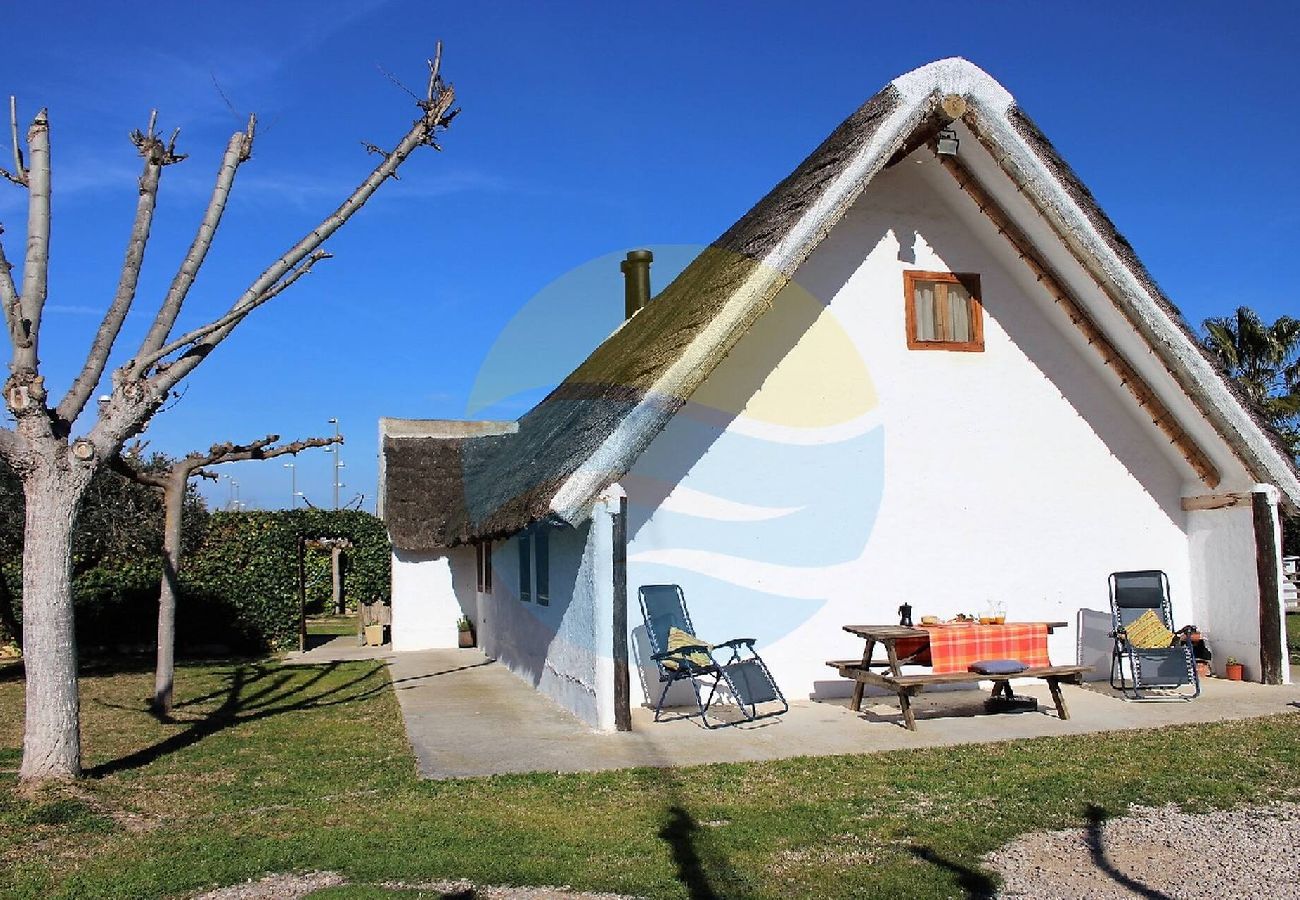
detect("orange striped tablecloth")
[896,624,1051,675]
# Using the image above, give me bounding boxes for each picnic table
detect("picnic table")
[826,622,1089,731]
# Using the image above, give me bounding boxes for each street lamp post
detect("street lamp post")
[327,417,342,510]
[284,462,296,509]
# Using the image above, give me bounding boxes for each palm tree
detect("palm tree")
[1202,306,1300,455]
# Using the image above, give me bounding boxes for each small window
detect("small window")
[534,528,549,606]
[518,533,531,602]
[475,541,492,593]
[904,271,983,352]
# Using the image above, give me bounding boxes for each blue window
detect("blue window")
[518,532,531,602]
[517,526,550,605]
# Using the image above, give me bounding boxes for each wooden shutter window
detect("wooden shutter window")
[904,271,984,352]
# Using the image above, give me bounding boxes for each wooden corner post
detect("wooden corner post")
[612,493,632,731]
[1252,489,1284,685]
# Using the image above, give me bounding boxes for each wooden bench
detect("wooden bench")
[826,659,1091,731]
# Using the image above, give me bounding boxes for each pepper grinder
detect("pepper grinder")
[898,602,913,627]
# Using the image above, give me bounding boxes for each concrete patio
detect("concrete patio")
[286,639,1300,779]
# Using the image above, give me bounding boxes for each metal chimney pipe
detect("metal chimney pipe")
[620,249,653,319]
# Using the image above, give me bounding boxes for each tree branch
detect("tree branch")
[145,50,456,395]
[13,109,49,381]
[114,433,341,493]
[0,229,19,344]
[0,97,26,186]
[199,433,339,467]
[108,452,167,488]
[131,115,254,366]
[56,115,181,426]
[136,250,330,373]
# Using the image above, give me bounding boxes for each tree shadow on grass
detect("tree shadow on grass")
[86,660,388,778]
[1083,803,1171,900]
[659,805,732,900]
[645,736,748,900]
[907,845,996,899]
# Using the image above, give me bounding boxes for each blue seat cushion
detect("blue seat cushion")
[968,659,1028,675]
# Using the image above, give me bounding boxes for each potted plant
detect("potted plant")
[457,615,475,648]
[1224,657,1244,681]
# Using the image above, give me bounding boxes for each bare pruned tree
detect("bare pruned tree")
[115,433,341,716]
[1,47,457,782]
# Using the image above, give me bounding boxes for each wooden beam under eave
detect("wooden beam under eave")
[1181,491,1253,511]
[933,150,1222,490]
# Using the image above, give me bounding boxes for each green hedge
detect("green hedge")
[0,509,391,654]
[179,509,391,651]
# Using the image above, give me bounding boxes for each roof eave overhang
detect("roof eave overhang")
[956,105,1300,513]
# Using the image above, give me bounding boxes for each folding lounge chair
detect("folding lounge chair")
[1109,570,1200,700]
[638,584,788,727]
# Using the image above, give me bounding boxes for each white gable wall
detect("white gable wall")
[623,151,1243,703]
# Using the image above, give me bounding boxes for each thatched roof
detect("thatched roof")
[383,58,1300,552]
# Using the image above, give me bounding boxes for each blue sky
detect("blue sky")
[1,1,1296,511]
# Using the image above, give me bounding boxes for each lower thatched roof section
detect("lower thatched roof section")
[382,58,1300,552]
[384,84,912,551]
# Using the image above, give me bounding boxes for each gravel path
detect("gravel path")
[190,871,638,899]
[987,801,1300,898]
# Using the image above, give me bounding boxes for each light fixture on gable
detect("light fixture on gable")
[936,128,959,156]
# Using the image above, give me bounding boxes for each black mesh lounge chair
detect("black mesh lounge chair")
[1109,570,1200,700]
[638,584,787,727]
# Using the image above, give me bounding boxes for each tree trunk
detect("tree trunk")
[19,475,82,781]
[153,467,189,715]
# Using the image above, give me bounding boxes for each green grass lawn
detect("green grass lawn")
[2,660,1299,900]
[306,614,359,637]
[1288,611,1300,663]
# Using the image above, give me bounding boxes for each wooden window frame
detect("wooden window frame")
[904,270,984,352]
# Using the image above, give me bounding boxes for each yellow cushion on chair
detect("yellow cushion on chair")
[1125,609,1174,649]
[664,626,713,670]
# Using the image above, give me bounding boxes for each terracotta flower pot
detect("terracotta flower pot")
[1225,662,1244,681]
[458,628,475,649]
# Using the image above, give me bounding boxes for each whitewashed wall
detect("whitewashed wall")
[622,152,1243,703]
[1187,504,1260,678]
[390,546,476,651]
[478,520,612,727]
[1188,488,1288,682]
